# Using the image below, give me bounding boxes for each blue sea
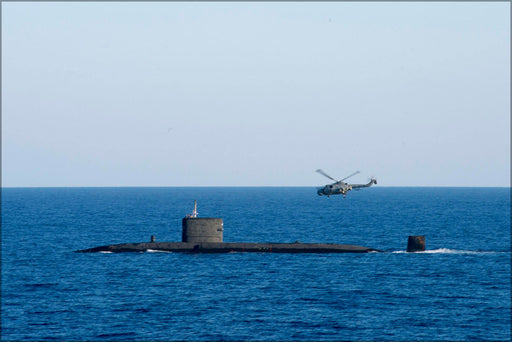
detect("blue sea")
[1,187,510,341]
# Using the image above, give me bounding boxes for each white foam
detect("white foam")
[392,248,504,254]
[99,251,113,254]
[145,249,172,253]
[423,248,478,254]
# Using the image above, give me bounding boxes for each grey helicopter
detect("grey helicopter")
[316,169,377,198]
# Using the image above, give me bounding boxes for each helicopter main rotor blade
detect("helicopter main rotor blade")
[340,170,360,182]
[316,169,337,182]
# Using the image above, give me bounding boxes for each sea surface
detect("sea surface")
[1,187,510,341]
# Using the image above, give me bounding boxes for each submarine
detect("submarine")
[76,201,425,254]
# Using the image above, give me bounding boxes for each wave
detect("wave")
[145,249,173,253]
[392,248,508,254]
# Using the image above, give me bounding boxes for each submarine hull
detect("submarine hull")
[76,242,381,253]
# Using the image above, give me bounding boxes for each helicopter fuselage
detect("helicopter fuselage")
[317,179,377,197]
[317,182,352,197]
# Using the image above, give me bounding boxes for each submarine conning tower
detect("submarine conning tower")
[181,200,223,243]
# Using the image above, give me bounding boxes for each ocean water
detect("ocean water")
[1,187,510,341]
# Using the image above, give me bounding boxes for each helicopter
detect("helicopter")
[316,169,377,198]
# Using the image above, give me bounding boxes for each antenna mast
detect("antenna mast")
[191,200,198,218]
[185,200,198,218]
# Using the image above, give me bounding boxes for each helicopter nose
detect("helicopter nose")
[317,187,324,195]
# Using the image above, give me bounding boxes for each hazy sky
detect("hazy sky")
[2,2,510,187]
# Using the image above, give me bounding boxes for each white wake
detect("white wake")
[392,248,506,254]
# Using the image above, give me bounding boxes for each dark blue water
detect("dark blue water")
[2,187,510,341]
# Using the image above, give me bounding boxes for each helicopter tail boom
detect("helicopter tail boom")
[351,178,377,190]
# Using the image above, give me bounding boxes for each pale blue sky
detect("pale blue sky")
[2,2,510,187]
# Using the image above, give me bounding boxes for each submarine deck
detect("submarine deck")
[76,242,381,253]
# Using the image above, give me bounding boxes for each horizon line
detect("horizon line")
[1,185,511,189]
